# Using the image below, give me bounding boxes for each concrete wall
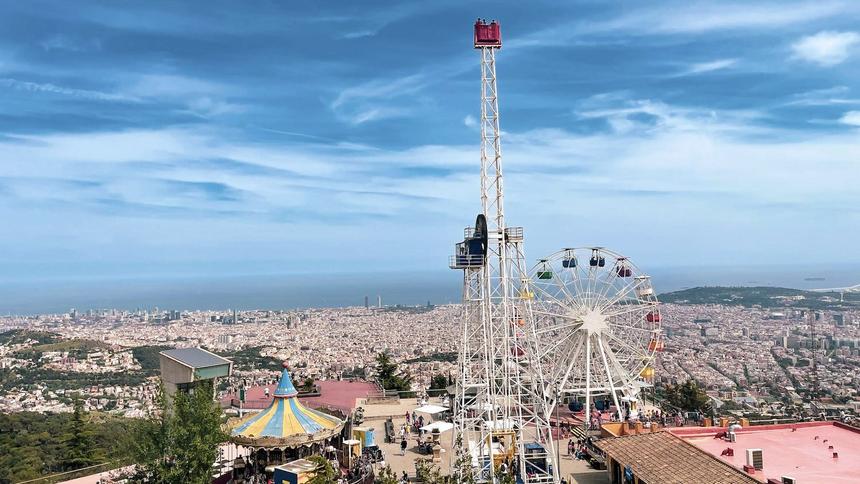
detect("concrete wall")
[159,354,194,384]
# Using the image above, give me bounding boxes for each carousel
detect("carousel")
[229,363,345,480]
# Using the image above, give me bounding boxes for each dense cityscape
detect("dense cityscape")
[3,290,858,420]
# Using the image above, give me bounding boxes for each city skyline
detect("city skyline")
[2,1,860,283]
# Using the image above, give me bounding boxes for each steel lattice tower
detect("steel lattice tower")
[449,20,558,484]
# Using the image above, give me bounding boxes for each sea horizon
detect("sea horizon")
[1,263,858,316]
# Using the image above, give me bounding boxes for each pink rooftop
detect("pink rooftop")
[671,422,860,483]
[221,379,377,413]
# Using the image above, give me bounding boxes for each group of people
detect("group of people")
[231,455,275,484]
[568,436,598,462]
[404,411,426,433]
[342,452,375,484]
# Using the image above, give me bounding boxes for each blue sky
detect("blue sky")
[1,0,859,282]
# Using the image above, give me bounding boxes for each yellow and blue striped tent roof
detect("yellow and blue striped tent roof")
[231,366,343,442]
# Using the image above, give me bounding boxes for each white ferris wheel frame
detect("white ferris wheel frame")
[527,247,662,423]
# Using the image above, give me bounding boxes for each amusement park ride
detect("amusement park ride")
[449,20,663,483]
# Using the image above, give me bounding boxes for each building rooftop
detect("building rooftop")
[672,421,860,483]
[222,379,376,413]
[160,347,231,369]
[595,431,759,484]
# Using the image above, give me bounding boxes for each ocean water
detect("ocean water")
[0,264,858,315]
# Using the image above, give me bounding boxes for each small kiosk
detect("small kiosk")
[273,458,317,484]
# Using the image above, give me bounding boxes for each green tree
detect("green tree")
[301,377,316,392]
[64,397,97,470]
[451,434,476,484]
[306,454,337,484]
[375,351,412,391]
[415,458,445,483]
[374,465,399,484]
[130,381,228,483]
[430,374,449,390]
[664,379,712,413]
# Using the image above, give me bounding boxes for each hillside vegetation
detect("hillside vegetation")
[660,286,857,309]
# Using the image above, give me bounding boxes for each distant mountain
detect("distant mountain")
[659,286,856,309]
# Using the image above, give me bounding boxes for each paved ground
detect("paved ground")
[368,414,606,483]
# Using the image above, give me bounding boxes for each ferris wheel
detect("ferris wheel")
[527,247,663,422]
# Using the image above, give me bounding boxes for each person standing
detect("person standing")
[400,438,408,456]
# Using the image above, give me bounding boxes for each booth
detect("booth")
[352,426,375,448]
[342,439,361,469]
[273,459,317,484]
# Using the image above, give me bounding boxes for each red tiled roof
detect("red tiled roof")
[595,431,760,484]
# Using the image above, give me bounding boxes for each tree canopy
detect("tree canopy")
[306,454,337,484]
[0,408,136,483]
[374,351,412,392]
[664,379,712,413]
[129,381,228,483]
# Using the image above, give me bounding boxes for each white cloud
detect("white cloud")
[2,95,860,267]
[121,73,243,117]
[463,115,477,128]
[680,58,738,76]
[574,94,764,135]
[840,111,860,126]
[791,31,860,66]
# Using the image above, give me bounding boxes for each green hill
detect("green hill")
[660,286,856,309]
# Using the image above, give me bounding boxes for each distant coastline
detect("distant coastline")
[1,264,859,315]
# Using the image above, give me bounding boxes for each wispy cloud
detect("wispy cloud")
[330,74,426,124]
[574,92,764,135]
[786,86,860,106]
[40,35,101,52]
[791,31,860,66]
[615,1,850,35]
[512,1,854,49]
[677,58,738,76]
[0,78,137,102]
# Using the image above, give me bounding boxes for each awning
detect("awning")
[420,421,454,433]
[415,404,449,414]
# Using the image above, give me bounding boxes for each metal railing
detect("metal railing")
[449,254,484,269]
[504,226,523,240]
